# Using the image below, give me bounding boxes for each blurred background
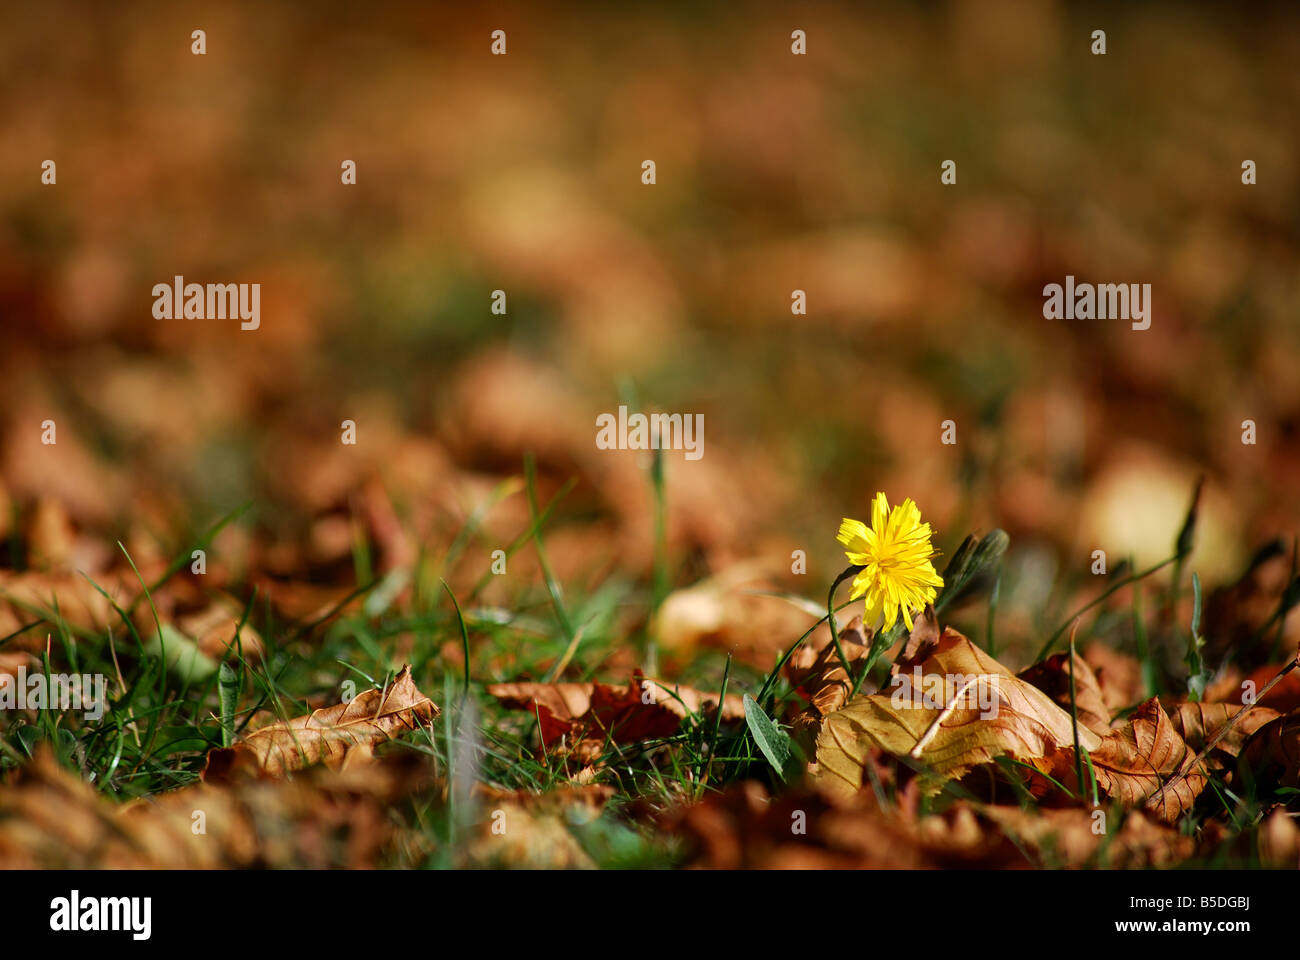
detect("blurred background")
[2,0,1299,671]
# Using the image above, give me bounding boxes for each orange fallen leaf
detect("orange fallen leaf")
[1051,699,1208,824]
[981,805,1194,868]
[666,781,1024,869]
[1208,662,1300,714]
[1083,643,1147,714]
[1238,710,1300,792]
[486,672,744,753]
[1166,700,1280,764]
[785,617,872,741]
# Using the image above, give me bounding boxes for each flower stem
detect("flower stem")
[827,565,864,683]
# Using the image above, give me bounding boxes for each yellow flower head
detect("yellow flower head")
[837,492,943,631]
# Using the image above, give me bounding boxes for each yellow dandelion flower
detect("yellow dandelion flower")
[837,492,944,631]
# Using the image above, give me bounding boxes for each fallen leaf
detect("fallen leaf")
[0,651,37,681]
[202,665,438,780]
[814,627,1102,798]
[1082,643,1148,713]
[464,802,596,869]
[1018,650,1112,736]
[785,617,871,742]
[666,781,1023,869]
[893,604,941,671]
[175,598,266,662]
[653,561,821,668]
[1207,662,1300,714]
[1166,700,1280,763]
[1052,699,1208,824]
[0,747,433,868]
[981,805,1194,868]
[474,782,615,819]
[1204,540,1300,668]
[0,570,135,642]
[486,672,743,755]
[1238,710,1300,792]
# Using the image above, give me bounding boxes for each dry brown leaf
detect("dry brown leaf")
[464,783,615,868]
[249,575,363,624]
[892,604,941,672]
[1238,711,1300,792]
[666,781,1024,869]
[814,627,1102,798]
[25,496,76,571]
[1166,700,1280,763]
[0,570,136,642]
[175,598,266,662]
[1083,643,1147,714]
[486,672,743,754]
[0,746,434,868]
[981,805,1194,868]
[463,801,596,869]
[203,665,438,780]
[1018,650,1112,736]
[1205,543,1300,667]
[653,561,821,668]
[1051,699,1208,824]
[0,650,37,680]
[1207,662,1300,715]
[474,782,615,818]
[785,617,871,742]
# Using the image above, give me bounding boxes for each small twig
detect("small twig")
[826,565,864,683]
[1153,652,1300,807]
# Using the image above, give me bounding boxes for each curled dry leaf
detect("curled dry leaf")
[1166,700,1280,764]
[814,627,1102,798]
[1238,710,1300,792]
[785,617,871,742]
[486,672,744,755]
[892,604,941,672]
[1207,662,1300,715]
[1017,650,1111,736]
[1083,643,1147,714]
[1049,699,1207,824]
[202,665,438,781]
